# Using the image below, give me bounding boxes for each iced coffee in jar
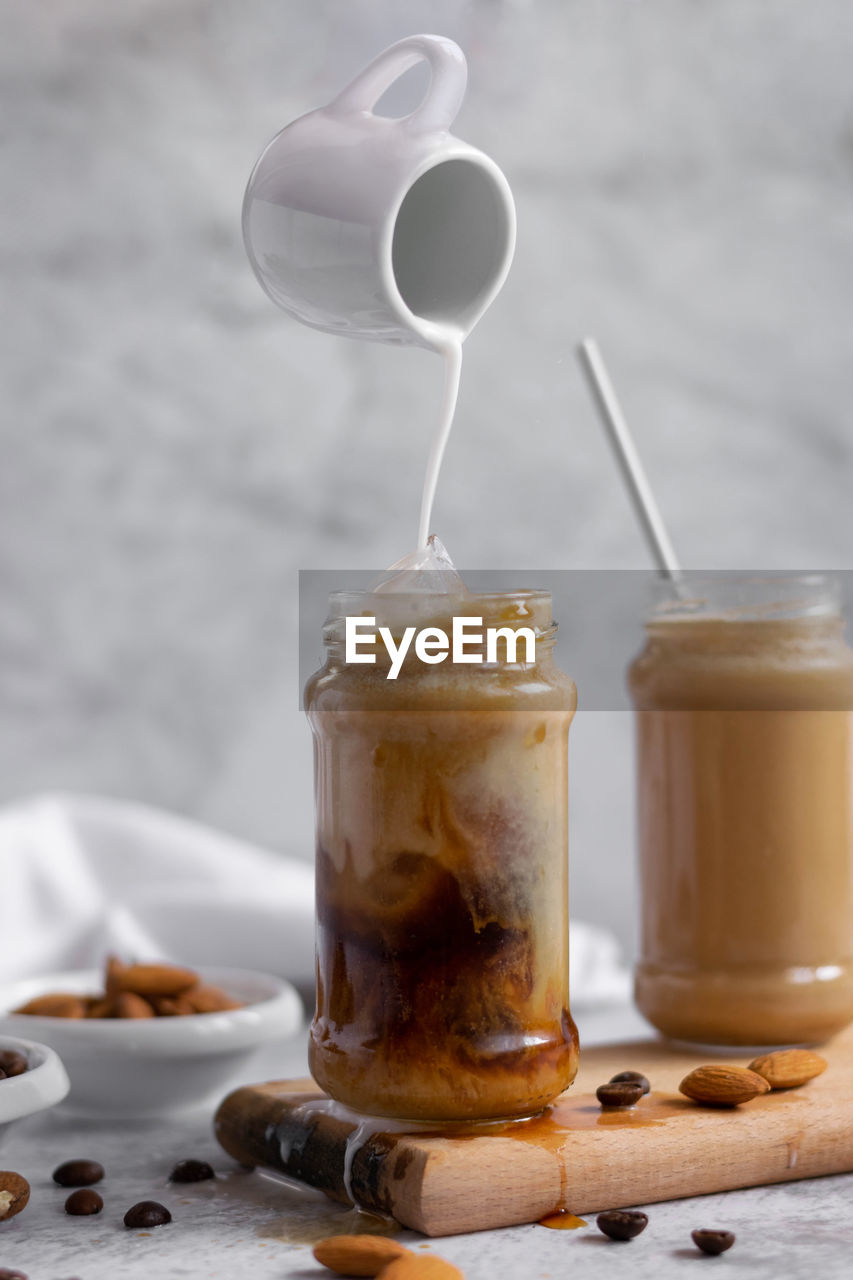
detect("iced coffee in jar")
[305,588,578,1121]
[629,573,853,1047]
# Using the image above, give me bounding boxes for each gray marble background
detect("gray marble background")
[3,0,853,956]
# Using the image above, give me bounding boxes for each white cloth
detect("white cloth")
[0,793,630,1005]
[0,793,315,987]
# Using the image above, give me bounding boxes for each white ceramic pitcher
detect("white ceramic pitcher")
[242,34,516,351]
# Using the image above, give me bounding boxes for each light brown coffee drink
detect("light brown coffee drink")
[629,575,853,1046]
[305,590,578,1120]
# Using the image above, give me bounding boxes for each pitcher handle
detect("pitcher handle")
[329,34,467,134]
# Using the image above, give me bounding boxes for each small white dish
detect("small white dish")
[0,967,303,1118]
[0,1035,71,1146]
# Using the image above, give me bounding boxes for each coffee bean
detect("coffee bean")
[596,1210,649,1241]
[52,1159,105,1187]
[596,1081,645,1108]
[124,1200,172,1229]
[65,1188,104,1216]
[169,1159,215,1183]
[609,1070,650,1095]
[692,1228,735,1255]
[0,1268,29,1279]
[0,1068,6,1080]
[0,1050,29,1077]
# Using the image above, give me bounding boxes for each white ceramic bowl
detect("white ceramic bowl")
[0,968,303,1117]
[0,1035,71,1146]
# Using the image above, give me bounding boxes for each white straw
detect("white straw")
[577,338,682,584]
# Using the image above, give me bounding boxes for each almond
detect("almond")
[119,963,199,998]
[113,992,156,1019]
[183,984,242,1014]
[104,953,127,998]
[0,1172,30,1221]
[679,1064,771,1107]
[151,996,197,1016]
[380,1257,464,1279]
[13,993,87,1019]
[748,1049,827,1089]
[85,998,114,1019]
[313,1234,411,1276]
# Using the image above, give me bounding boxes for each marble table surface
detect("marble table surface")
[1,1004,850,1280]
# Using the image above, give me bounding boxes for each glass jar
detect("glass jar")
[304,589,578,1120]
[629,574,853,1046]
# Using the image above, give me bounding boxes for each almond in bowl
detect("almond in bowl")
[12,957,243,1020]
[0,964,302,1118]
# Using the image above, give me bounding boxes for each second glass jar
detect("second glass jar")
[629,574,853,1047]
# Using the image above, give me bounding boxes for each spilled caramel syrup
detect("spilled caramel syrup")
[258,1204,399,1246]
[486,1091,676,1147]
[537,1210,587,1230]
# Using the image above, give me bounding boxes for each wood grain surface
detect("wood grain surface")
[214,1027,853,1236]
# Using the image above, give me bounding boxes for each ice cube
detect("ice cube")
[368,536,469,630]
[373,535,469,596]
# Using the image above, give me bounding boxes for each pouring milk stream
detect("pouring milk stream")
[242,33,516,560]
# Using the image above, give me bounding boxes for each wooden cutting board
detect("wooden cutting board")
[214,1028,853,1236]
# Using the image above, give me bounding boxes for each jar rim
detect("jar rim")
[325,586,552,611]
[648,572,840,623]
[322,588,557,651]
